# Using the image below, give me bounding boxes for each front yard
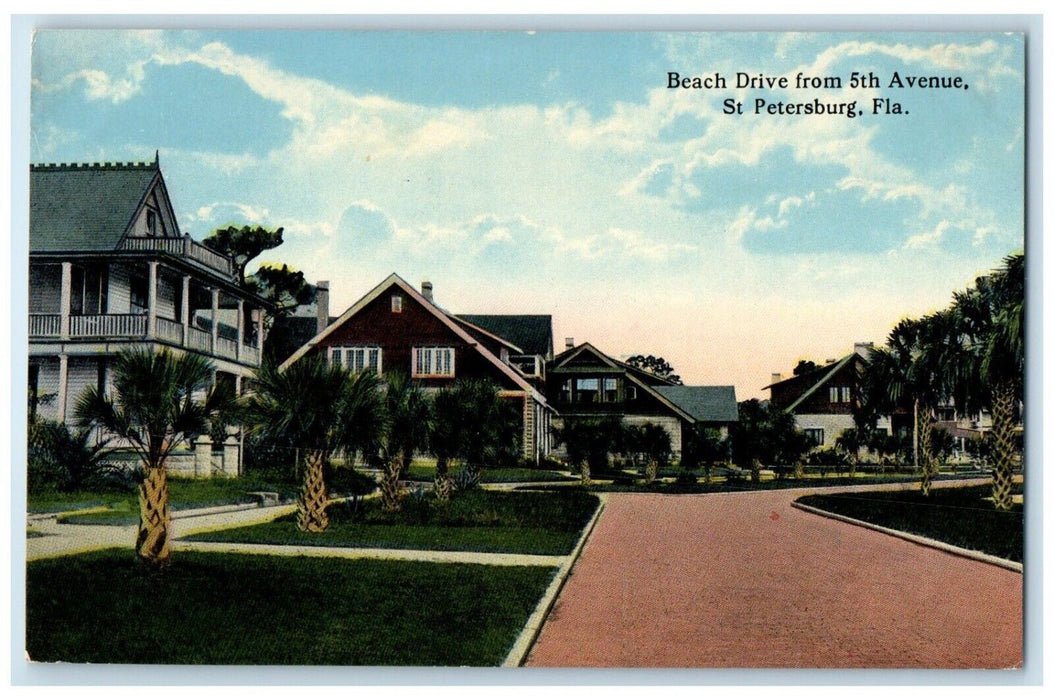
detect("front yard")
[186,488,601,555]
[26,549,555,665]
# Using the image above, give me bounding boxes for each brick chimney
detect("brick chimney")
[771,372,782,385]
[315,281,329,335]
[854,341,874,359]
[421,281,433,303]
[565,337,575,350]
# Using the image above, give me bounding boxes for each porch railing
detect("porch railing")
[70,314,147,338]
[187,326,212,353]
[155,316,183,344]
[119,236,235,279]
[29,314,61,337]
[215,336,239,360]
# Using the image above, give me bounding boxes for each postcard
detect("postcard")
[20,22,1027,678]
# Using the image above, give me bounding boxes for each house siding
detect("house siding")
[29,264,61,313]
[313,286,522,391]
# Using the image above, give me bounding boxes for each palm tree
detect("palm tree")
[74,348,233,567]
[429,386,462,502]
[948,253,1024,509]
[864,317,945,495]
[378,372,431,511]
[245,357,383,532]
[452,379,513,485]
[638,422,672,484]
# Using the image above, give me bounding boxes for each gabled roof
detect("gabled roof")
[551,341,697,423]
[455,315,553,357]
[280,273,549,407]
[767,354,859,413]
[450,316,525,355]
[654,386,739,423]
[30,158,172,252]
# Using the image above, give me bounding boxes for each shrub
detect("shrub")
[27,419,123,493]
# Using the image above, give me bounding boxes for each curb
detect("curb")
[501,493,607,668]
[790,501,1023,573]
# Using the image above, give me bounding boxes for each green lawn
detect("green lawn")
[26,549,555,665]
[796,483,1023,562]
[402,465,576,483]
[29,477,299,520]
[186,488,600,555]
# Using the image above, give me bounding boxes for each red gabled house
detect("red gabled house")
[281,273,553,463]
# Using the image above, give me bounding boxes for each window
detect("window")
[575,377,599,403]
[329,346,382,374]
[602,377,619,402]
[413,347,454,377]
[146,210,158,236]
[829,386,851,404]
[803,428,825,447]
[391,295,403,313]
[130,276,148,314]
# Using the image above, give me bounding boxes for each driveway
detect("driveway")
[525,486,1022,668]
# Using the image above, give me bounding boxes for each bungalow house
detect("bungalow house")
[280,274,554,464]
[28,156,268,426]
[765,342,894,449]
[546,340,739,459]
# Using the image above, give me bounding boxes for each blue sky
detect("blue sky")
[29,29,1025,397]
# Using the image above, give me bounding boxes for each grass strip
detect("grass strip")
[795,484,1022,562]
[26,549,556,665]
[186,489,600,556]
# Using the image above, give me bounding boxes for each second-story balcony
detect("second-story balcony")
[119,235,236,280]
[30,312,261,364]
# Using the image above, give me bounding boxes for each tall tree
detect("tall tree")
[74,348,234,567]
[202,224,285,285]
[244,357,384,531]
[625,355,683,384]
[949,253,1024,509]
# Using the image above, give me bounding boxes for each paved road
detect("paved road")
[525,486,1022,668]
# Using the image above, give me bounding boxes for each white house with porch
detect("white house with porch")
[28,155,268,431]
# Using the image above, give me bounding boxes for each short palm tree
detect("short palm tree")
[378,372,431,511]
[430,386,462,502]
[245,357,384,532]
[455,379,514,484]
[74,348,233,567]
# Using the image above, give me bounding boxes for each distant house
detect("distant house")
[765,342,893,448]
[546,340,738,458]
[281,274,554,463]
[28,156,268,425]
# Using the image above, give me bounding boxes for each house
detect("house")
[546,340,739,458]
[28,156,268,425]
[280,274,554,463]
[453,313,553,386]
[765,342,894,448]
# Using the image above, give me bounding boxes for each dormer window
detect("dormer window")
[391,295,403,313]
[146,210,158,236]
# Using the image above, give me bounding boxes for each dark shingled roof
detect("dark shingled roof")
[30,161,161,252]
[654,385,739,423]
[456,314,553,357]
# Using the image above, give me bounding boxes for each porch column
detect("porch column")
[236,299,245,360]
[181,275,191,345]
[235,374,242,395]
[210,287,220,352]
[56,354,69,423]
[255,308,265,358]
[147,261,158,339]
[59,262,72,339]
